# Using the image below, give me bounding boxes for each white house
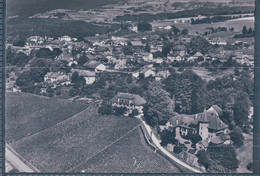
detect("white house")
[58,35,72,42]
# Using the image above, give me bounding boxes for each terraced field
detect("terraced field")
[6,92,89,143]
[6,93,181,173]
[70,128,180,173]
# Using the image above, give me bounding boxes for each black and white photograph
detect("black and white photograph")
[5,0,255,174]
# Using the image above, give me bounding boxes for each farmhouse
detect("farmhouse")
[109,92,146,112]
[167,105,230,145]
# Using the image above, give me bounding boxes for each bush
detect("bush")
[129,109,139,118]
[247,162,253,171]
[160,129,177,146]
[230,127,244,147]
[196,150,211,169]
[173,145,183,154]
[98,104,113,115]
[113,107,127,116]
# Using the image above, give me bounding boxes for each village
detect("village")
[5,0,254,173]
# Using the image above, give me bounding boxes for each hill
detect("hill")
[7,0,127,18]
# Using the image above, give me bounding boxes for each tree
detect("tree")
[143,82,175,126]
[144,43,151,53]
[71,71,79,84]
[13,36,26,47]
[137,22,152,32]
[230,126,244,147]
[173,145,183,154]
[113,107,127,116]
[242,25,247,34]
[78,53,89,66]
[172,25,180,35]
[162,43,172,57]
[207,143,239,171]
[233,91,250,130]
[181,29,189,35]
[196,150,211,169]
[98,104,113,115]
[248,27,253,34]
[160,129,177,146]
[129,109,139,118]
[122,45,134,55]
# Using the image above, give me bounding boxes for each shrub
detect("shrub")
[173,145,183,154]
[113,107,127,116]
[129,109,139,118]
[98,104,113,115]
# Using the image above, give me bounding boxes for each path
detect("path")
[6,144,40,173]
[137,117,202,173]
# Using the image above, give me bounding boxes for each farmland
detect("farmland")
[152,18,254,36]
[9,104,141,172]
[70,128,180,173]
[6,92,89,143]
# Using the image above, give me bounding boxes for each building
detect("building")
[109,92,147,112]
[44,72,70,85]
[155,70,170,81]
[114,59,127,70]
[207,37,227,45]
[71,69,96,85]
[139,65,156,78]
[167,105,230,144]
[84,61,106,73]
[58,35,72,42]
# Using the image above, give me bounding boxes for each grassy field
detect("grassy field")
[235,133,253,173]
[70,128,180,173]
[152,18,254,36]
[10,106,141,172]
[6,92,89,143]
[192,67,235,82]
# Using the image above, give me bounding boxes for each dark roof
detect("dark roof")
[84,61,102,68]
[110,92,146,106]
[169,105,228,131]
[199,109,209,123]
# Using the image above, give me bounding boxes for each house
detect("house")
[167,105,230,144]
[44,72,70,85]
[58,35,72,42]
[155,70,170,81]
[84,61,106,73]
[207,37,227,45]
[139,65,156,78]
[109,92,147,112]
[71,69,96,85]
[143,53,153,62]
[114,59,127,70]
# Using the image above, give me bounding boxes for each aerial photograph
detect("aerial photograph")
[5,0,254,173]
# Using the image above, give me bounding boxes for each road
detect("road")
[6,144,40,173]
[138,117,202,173]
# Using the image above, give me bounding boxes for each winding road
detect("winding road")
[138,117,202,173]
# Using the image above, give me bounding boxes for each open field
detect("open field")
[235,133,253,173]
[70,128,180,173]
[192,67,235,82]
[9,105,141,172]
[6,92,89,143]
[152,18,254,36]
